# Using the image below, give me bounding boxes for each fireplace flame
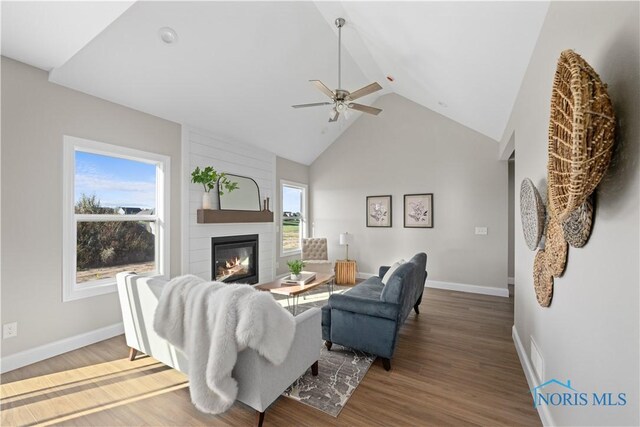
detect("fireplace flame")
[225,257,240,269]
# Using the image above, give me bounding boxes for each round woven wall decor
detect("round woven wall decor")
[562,195,594,248]
[547,49,615,222]
[533,250,553,307]
[520,178,546,251]
[544,215,568,277]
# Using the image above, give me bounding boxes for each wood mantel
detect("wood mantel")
[197,209,274,224]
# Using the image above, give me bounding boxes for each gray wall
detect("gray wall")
[275,156,310,276]
[501,2,639,425]
[1,57,182,357]
[310,94,508,290]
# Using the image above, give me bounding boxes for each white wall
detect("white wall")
[182,127,275,282]
[275,156,310,276]
[310,94,508,292]
[503,2,639,425]
[0,57,182,358]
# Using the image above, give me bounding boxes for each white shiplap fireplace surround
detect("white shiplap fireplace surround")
[181,126,276,283]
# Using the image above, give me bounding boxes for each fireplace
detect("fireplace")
[212,234,259,284]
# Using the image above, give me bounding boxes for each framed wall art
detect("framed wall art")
[366,195,392,227]
[404,193,433,228]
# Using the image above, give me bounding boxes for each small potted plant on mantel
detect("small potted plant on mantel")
[191,166,239,209]
[287,259,305,281]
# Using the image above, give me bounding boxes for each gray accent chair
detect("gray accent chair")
[301,237,333,274]
[116,272,321,426]
[321,253,427,371]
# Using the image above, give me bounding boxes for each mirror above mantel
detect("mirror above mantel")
[218,174,261,211]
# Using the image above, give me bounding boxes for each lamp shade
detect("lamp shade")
[339,232,352,245]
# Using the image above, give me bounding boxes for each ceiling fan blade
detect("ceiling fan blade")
[292,102,333,109]
[348,103,382,115]
[347,82,383,101]
[310,80,335,99]
[328,110,340,122]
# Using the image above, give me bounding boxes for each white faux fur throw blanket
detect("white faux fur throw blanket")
[153,275,296,414]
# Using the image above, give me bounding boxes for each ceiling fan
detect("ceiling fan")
[292,17,383,122]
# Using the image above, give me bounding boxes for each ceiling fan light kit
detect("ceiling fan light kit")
[292,17,383,122]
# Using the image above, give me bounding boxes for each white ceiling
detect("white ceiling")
[1,1,549,164]
[1,1,134,71]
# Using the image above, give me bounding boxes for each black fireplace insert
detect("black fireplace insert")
[211,234,259,284]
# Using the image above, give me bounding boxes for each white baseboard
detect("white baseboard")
[512,325,552,426]
[0,322,124,374]
[508,276,515,285]
[356,273,509,298]
[426,280,510,298]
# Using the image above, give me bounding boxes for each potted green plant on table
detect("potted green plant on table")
[191,166,239,209]
[287,259,305,281]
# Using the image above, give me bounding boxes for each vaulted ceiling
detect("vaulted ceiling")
[1,1,549,164]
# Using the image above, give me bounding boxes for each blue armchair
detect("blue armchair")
[321,253,427,370]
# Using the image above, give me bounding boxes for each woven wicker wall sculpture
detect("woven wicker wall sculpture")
[547,49,615,222]
[562,195,594,248]
[533,250,553,307]
[520,178,546,250]
[544,215,568,277]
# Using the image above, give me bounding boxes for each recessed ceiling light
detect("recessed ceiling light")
[159,27,178,44]
[438,101,448,107]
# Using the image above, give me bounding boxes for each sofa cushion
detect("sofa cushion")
[381,260,405,284]
[344,276,384,300]
[379,262,414,304]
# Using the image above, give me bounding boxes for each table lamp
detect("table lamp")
[339,232,353,260]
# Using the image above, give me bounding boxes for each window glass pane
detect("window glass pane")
[76,221,156,284]
[75,151,156,215]
[282,185,302,252]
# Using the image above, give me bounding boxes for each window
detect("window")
[280,180,308,256]
[63,136,170,301]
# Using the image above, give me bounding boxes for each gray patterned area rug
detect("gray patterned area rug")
[273,285,375,417]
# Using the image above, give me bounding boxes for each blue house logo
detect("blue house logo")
[530,379,626,408]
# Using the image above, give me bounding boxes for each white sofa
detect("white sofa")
[116,272,321,426]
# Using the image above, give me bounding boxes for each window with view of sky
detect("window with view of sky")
[282,184,304,252]
[75,151,156,209]
[74,150,158,285]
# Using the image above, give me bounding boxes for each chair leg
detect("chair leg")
[414,303,420,315]
[256,410,265,427]
[128,347,138,361]
[324,340,332,351]
[381,358,391,371]
[311,360,319,376]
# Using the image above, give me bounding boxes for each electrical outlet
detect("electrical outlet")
[3,322,17,339]
[475,226,488,235]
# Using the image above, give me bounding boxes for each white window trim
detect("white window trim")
[62,136,170,302]
[280,179,308,257]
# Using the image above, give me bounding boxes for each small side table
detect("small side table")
[335,259,357,285]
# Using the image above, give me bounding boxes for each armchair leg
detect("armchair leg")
[128,347,138,361]
[311,361,319,376]
[414,303,420,315]
[256,410,265,427]
[324,340,332,351]
[381,358,391,371]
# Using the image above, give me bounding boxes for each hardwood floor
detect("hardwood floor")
[1,287,540,426]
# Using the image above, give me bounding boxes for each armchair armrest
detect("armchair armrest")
[379,266,390,278]
[328,294,399,321]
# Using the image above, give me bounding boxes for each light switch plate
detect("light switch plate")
[475,227,488,235]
